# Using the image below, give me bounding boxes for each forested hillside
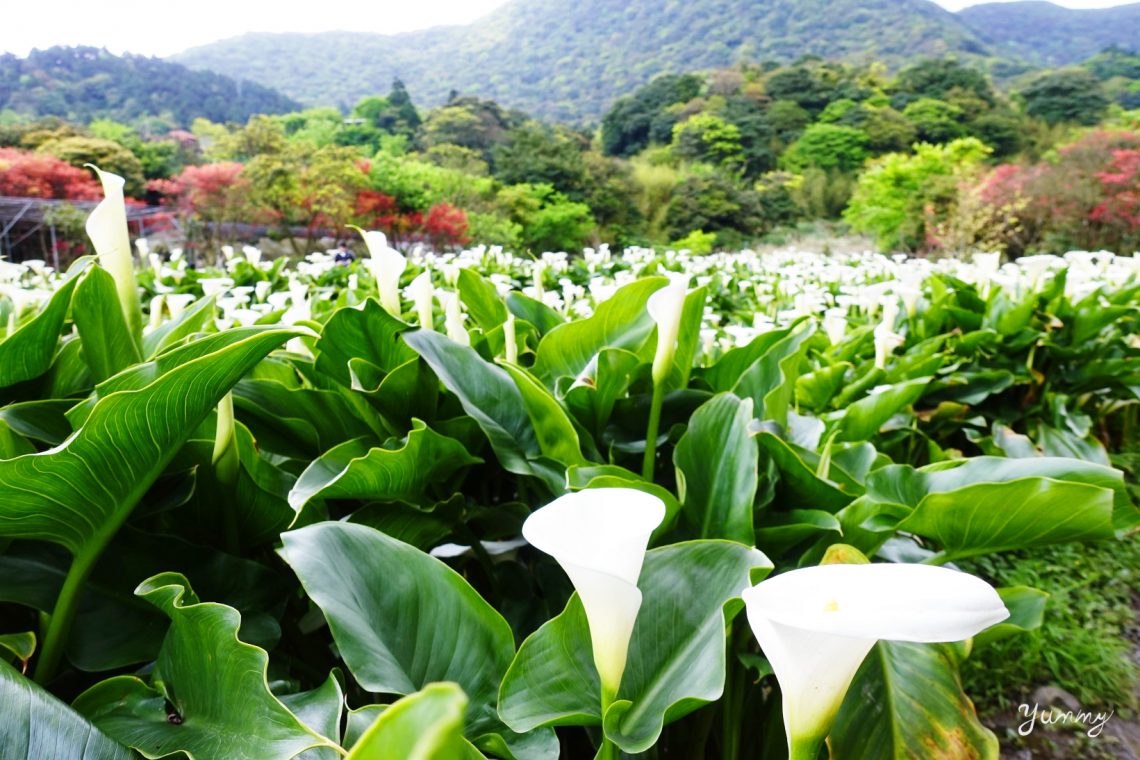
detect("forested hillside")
[959,1,1140,66]
[0,47,300,127]
[171,0,1140,121]
[173,0,988,121]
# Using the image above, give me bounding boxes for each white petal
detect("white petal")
[742,563,1008,643]
[522,488,664,586]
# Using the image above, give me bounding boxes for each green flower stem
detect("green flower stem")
[34,545,101,684]
[598,682,620,760]
[642,380,666,481]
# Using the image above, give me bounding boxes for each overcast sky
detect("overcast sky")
[2,0,1136,58]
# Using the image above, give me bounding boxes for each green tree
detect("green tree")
[1020,70,1110,126]
[894,59,995,107]
[671,113,745,172]
[492,122,589,196]
[663,174,766,246]
[495,183,595,252]
[861,107,918,153]
[600,74,703,157]
[902,98,965,144]
[780,123,868,172]
[844,137,990,251]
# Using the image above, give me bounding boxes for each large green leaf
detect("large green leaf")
[458,268,510,331]
[673,393,758,544]
[0,272,79,388]
[314,298,415,387]
[0,326,300,555]
[833,376,931,442]
[0,527,286,671]
[288,420,482,512]
[501,363,589,467]
[0,658,133,759]
[142,293,217,358]
[348,683,481,760]
[531,277,664,385]
[755,432,859,513]
[404,329,545,480]
[499,541,772,753]
[233,378,380,459]
[73,573,335,760]
[829,642,998,760]
[897,478,1114,559]
[72,265,142,382]
[279,522,556,758]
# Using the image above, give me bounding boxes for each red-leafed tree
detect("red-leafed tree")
[422,203,470,249]
[149,161,260,252]
[0,148,102,200]
[1091,149,1140,246]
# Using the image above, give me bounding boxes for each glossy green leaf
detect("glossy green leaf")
[0,273,79,388]
[829,642,998,760]
[897,478,1113,559]
[404,329,542,478]
[0,326,300,555]
[314,298,416,387]
[281,673,344,760]
[72,265,142,382]
[0,631,35,664]
[279,522,556,757]
[459,269,510,331]
[0,658,132,759]
[501,363,588,467]
[288,420,482,512]
[499,541,772,753]
[834,376,931,442]
[532,277,664,385]
[347,682,481,760]
[74,573,335,759]
[505,292,563,336]
[673,393,758,544]
[143,293,217,358]
[974,586,1048,648]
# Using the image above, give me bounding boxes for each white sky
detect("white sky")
[1,0,1136,58]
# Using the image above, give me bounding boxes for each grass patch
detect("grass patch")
[959,536,1139,713]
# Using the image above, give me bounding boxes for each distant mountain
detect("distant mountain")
[169,0,1140,123]
[0,46,301,126]
[958,2,1140,67]
[172,0,989,122]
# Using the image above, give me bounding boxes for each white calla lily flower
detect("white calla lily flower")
[522,489,665,701]
[354,227,407,316]
[873,322,904,370]
[742,563,1008,760]
[407,270,435,330]
[84,165,141,337]
[503,312,518,363]
[443,291,469,346]
[647,275,690,385]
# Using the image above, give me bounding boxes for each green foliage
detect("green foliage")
[601,74,703,157]
[901,98,966,144]
[1020,69,1111,126]
[671,113,746,172]
[780,123,868,172]
[0,46,299,127]
[844,137,990,250]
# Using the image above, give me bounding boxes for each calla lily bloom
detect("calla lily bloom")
[353,227,407,316]
[85,165,142,338]
[503,312,518,363]
[742,563,1008,760]
[872,321,904,370]
[407,270,434,330]
[522,489,665,702]
[443,292,470,346]
[647,275,690,385]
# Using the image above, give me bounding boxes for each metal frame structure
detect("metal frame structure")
[0,196,174,267]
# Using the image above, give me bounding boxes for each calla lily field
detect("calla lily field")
[0,168,1138,759]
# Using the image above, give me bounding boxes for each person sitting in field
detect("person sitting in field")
[333,240,356,264]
